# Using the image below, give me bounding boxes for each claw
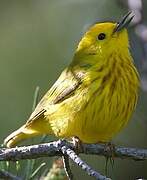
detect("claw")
[104,142,115,175]
[72,136,83,154]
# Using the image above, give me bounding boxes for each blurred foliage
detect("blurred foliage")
[0,0,147,179]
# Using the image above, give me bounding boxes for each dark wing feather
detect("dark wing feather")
[27,68,82,123]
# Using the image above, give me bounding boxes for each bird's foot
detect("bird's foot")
[103,142,115,174]
[72,136,83,154]
[104,142,115,159]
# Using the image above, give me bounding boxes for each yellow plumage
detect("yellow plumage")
[4,13,140,148]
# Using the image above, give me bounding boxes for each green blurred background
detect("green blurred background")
[0,0,147,179]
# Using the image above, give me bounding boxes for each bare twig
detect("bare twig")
[62,155,73,180]
[0,140,147,179]
[0,140,147,162]
[59,141,109,180]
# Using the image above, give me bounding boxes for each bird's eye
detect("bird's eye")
[97,33,106,40]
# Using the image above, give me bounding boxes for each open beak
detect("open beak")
[113,11,134,33]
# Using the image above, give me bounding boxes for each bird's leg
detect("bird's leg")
[72,136,83,154]
[104,142,115,158]
[103,142,115,175]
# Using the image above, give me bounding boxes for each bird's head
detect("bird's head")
[75,12,134,60]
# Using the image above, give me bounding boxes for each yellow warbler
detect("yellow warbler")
[4,12,139,148]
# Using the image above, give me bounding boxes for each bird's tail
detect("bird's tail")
[4,125,40,148]
[4,115,53,148]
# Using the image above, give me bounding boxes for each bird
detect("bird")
[4,12,139,148]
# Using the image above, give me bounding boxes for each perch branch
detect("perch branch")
[59,140,109,180]
[62,155,73,180]
[0,140,147,180]
[0,140,147,161]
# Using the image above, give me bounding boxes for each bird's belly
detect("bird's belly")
[72,88,137,143]
[48,82,138,143]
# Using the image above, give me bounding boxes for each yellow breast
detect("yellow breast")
[48,52,139,143]
[77,55,139,143]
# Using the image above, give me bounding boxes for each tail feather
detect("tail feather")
[4,125,39,148]
[4,117,53,148]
